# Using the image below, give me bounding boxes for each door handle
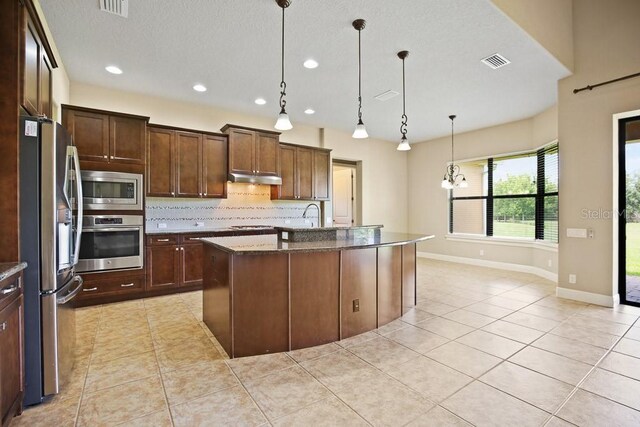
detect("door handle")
[58,276,84,304]
[120,283,135,288]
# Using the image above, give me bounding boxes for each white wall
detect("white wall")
[408,106,558,277]
[70,82,409,233]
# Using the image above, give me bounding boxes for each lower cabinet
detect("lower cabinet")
[146,234,205,290]
[77,270,146,303]
[0,272,24,427]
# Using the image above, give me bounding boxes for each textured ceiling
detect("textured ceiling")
[40,0,570,142]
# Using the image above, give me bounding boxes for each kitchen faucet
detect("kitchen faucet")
[302,203,320,228]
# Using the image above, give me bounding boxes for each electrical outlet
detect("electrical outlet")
[285,220,291,224]
[479,249,484,256]
[158,223,167,229]
[195,222,204,227]
[353,299,360,312]
[569,274,577,284]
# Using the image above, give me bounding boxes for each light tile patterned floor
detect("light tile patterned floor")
[13,259,640,426]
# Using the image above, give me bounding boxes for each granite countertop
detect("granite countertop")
[201,232,433,254]
[274,224,384,232]
[0,262,27,281]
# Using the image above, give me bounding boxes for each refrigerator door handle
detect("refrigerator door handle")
[69,145,83,266]
[57,276,83,305]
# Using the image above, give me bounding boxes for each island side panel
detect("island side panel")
[232,254,289,357]
[289,251,340,350]
[377,246,402,327]
[402,243,417,314]
[341,248,377,339]
[202,245,232,356]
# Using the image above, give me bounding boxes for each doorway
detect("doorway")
[618,114,640,305]
[332,160,360,227]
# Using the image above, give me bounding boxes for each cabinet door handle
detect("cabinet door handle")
[175,247,179,251]
[181,247,184,251]
[0,284,18,295]
[257,170,260,174]
[120,283,135,288]
[83,287,98,292]
[204,193,207,196]
[103,155,108,159]
[0,322,6,332]
[157,239,169,242]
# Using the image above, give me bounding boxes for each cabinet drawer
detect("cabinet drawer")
[0,274,22,312]
[79,275,145,298]
[147,235,179,246]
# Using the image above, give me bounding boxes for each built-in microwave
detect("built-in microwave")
[81,171,143,210]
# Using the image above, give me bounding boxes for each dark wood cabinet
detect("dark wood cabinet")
[146,234,208,290]
[147,244,181,290]
[202,135,228,198]
[147,127,175,197]
[62,105,148,166]
[0,272,24,427]
[222,125,280,178]
[20,2,56,118]
[146,125,227,199]
[176,131,202,197]
[182,242,203,287]
[272,143,332,201]
[313,149,331,200]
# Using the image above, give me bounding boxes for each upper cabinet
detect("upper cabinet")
[272,143,332,201]
[62,105,148,166]
[20,0,57,119]
[222,125,280,178]
[146,125,227,199]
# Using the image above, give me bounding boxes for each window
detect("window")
[448,142,559,242]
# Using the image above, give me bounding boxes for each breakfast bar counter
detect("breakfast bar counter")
[201,232,433,358]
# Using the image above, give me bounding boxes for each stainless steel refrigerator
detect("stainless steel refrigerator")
[19,116,84,405]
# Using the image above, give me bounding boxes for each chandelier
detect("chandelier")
[441,115,468,189]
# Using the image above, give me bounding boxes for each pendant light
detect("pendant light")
[274,0,293,131]
[352,19,368,139]
[397,50,410,151]
[441,115,468,189]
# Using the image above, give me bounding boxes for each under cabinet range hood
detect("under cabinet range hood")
[228,172,282,185]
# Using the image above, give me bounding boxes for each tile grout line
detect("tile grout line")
[73,304,103,427]
[543,317,639,426]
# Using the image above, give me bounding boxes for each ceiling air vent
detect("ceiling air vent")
[99,0,129,18]
[374,90,399,101]
[481,53,511,69]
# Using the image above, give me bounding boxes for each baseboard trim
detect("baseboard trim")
[417,252,558,283]
[556,287,618,308]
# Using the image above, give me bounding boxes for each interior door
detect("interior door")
[332,166,353,226]
[620,116,640,305]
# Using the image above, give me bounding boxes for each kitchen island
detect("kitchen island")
[201,231,433,358]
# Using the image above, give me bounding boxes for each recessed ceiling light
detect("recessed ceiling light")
[304,108,315,115]
[303,59,319,69]
[254,98,267,105]
[105,65,123,75]
[193,84,207,92]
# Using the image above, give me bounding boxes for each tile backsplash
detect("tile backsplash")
[145,183,320,231]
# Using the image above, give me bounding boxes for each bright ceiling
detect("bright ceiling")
[40,0,570,143]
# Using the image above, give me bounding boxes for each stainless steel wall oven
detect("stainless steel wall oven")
[77,215,144,273]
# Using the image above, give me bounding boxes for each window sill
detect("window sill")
[445,233,558,252]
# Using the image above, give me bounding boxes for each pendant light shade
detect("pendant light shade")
[274,0,293,131]
[397,50,410,151]
[441,115,468,189]
[352,19,368,139]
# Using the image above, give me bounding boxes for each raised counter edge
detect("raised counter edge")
[0,262,27,281]
[201,233,434,255]
[274,224,384,232]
